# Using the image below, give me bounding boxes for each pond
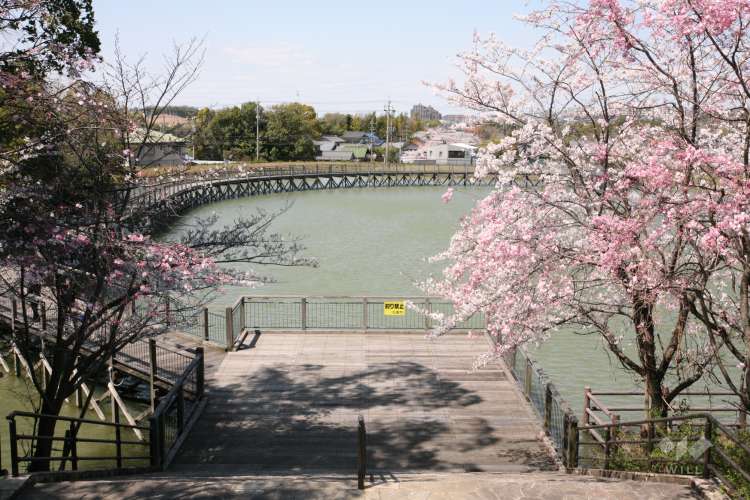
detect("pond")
[0,360,149,474]
[168,186,737,421]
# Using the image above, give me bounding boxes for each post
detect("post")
[610,413,620,458]
[238,298,246,334]
[149,414,162,469]
[10,299,16,332]
[177,389,185,434]
[582,387,592,426]
[202,308,209,341]
[8,417,18,477]
[40,302,47,331]
[566,415,579,469]
[225,307,234,349]
[196,347,205,399]
[69,421,78,471]
[424,298,431,331]
[357,415,367,490]
[603,426,612,470]
[301,298,307,331]
[13,349,20,377]
[164,296,171,328]
[363,298,368,332]
[544,384,552,434]
[702,418,713,479]
[149,339,157,413]
[524,359,532,398]
[113,401,123,469]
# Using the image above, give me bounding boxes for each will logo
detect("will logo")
[658,436,712,460]
[654,436,712,475]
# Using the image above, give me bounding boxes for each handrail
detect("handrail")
[576,412,750,494]
[153,354,202,415]
[6,411,148,431]
[4,346,205,477]
[494,341,579,467]
[580,412,714,429]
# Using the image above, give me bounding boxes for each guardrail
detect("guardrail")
[6,411,151,476]
[583,388,746,430]
[5,347,204,477]
[241,296,485,333]
[500,345,579,467]
[577,413,750,497]
[174,296,487,351]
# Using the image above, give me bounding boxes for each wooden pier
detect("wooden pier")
[173,331,556,474]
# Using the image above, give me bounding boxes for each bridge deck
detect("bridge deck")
[173,331,556,474]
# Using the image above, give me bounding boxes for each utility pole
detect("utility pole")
[369,114,375,164]
[256,100,260,162]
[384,100,393,168]
[191,117,196,160]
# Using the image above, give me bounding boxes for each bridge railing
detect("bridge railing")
[117,163,482,212]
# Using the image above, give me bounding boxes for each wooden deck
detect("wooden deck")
[173,331,556,474]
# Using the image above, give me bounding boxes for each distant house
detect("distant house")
[313,140,338,153]
[425,143,477,166]
[316,150,356,162]
[336,144,370,161]
[131,130,187,167]
[342,131,384,146]
[321,135,346,144]
[342,131,369,143]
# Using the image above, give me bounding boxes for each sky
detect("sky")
[91,1,540,115]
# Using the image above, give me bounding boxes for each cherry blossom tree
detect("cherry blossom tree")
[427,0,750,418]
[0,2,312,470]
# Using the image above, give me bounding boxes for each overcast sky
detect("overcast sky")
[92,1,539,115]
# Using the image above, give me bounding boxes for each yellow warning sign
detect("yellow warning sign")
[383,301,406,316]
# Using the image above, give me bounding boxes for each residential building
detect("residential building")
[410,104,442,122]
[425,143,477,166]
[336,143,370,161]
[342,131,369,143]
[131,130,187,167]
[316,150,356,161]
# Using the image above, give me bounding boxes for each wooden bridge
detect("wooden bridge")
[116,164,534,227]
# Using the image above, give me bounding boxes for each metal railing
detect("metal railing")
[149,346,205,469]
[241,295,485,333]
[577,413,750,497]
[6,412,151,476]
[173,295,487,351]
[500,345,579,467]
[5,347,204,477]
[0,295,193,388]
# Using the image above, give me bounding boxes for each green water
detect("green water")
[169,186,737,420]
[0,368,149,474]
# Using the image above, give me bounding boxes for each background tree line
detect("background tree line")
[153,103,437,162]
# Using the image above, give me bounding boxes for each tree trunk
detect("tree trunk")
[644,372,668,419]
[28,397,65,472]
